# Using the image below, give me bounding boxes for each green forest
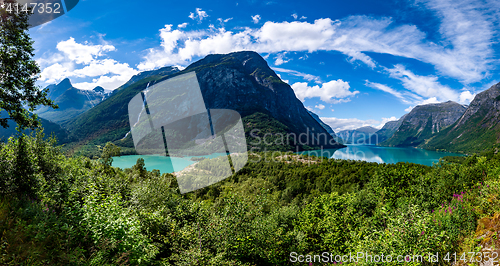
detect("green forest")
[2,2,500,265]
[0,131,499,265]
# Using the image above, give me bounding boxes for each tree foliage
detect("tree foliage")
[0,0,57,130]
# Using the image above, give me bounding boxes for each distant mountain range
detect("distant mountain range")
[0,111,70,143]
[421,83,500,153]
[382,101,467,147]
[4,51,499,155]
[59,51,343,154]
[337,126,378,144]
[35,78,112,124]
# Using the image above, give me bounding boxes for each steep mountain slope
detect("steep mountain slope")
[337,126,378,144]
[307,110,336,137]
[422,83,500,153]
[0,111,71,143]
[64,51,344,153]
[36,79,111,124]
[117,66,180,91]
[382,101,466,147]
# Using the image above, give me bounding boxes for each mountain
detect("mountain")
[337,126,378,144]
[64,51,344,154]
[0,111,71,143]
[363,114,408,145]
[117,66,180,91]
[421,83,500,153]
[36,79,111,124]
[307,110,336,137]
[382,101,466,147]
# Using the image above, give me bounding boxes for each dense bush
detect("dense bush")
[0,131,499,265]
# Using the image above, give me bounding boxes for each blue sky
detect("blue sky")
[29,0,500,132]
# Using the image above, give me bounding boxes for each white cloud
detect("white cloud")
[320,117,381,132]
[138,0,498,84]
[300,16,307,20]
[40,63,72,84]
[291,80,359,103]
[189,8,209,22]
[56,37,115,64]
[386,65,459,102]
[251,15,261,24]
[375,116,398,129]
[177,22,188,28]
[365,80,414,104]
[320,116,398,131]
[305,106,313,111]
[272,67,320,83]
[38,38,138,90]
[404,97,441,112]
[274,52,290,65]
[291,13,298,19]
[315,104,325,110]
[459,90,476,104]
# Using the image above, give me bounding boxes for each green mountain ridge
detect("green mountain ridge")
[382,101,467,147]
[421,82,500,153]
[0,111,71,143]
[63,51,344,155]
[337,126,378,144]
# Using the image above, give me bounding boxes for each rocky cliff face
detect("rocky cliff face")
[422,83,500,153]
[65,51,343,152]
[186,51,343,150]
[383,101,466,147]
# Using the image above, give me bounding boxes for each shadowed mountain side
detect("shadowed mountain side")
[64,51,344,154]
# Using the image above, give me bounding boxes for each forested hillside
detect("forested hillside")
[1,132,499,265]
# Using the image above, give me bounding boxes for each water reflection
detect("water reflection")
[302,145,465,166]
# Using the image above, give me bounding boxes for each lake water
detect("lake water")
[300,145,465,166]
[111,153,228,174]
[112,145,465,173]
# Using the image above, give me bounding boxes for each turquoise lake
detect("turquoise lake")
[300,145,465,166]
[112,145,465,174]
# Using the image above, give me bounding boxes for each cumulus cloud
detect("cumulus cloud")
[315,104,325,110]
[459,90,476,104]
[38,38,138,90]
[177,22,188,29]
[189,8,208,22]
[56,37,115,64]
[251,15,261,24]
[291,13,298,19]
[291,80,359,103]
